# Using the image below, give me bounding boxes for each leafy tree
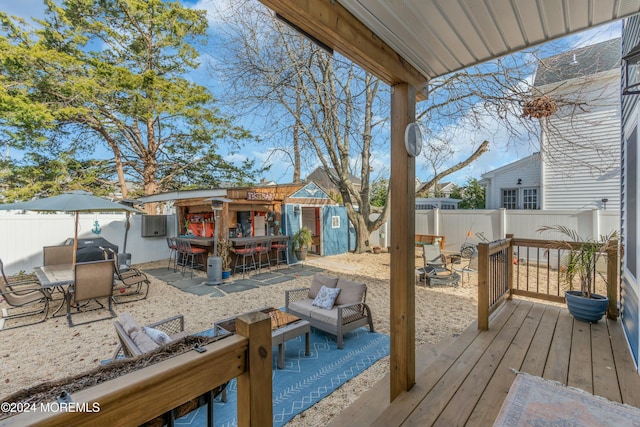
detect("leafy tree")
[450,178,486,209]
[0,152,115,202]
[0,0,259,203]
[370,179,389,207]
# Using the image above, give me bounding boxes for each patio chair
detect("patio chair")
[420,243,460,287]
[256,239,272,272]
[422,243,447,269]
[112,312,228,402]
[271,238,289,269]
[0,263,50,330]
[454,251,479,285]
[234,242,257,278]
[102,248,150,304]
[166,237,179,271]
[176,240,207,278]
[0,258,40,292]
[66,260,116,327]
[43,245,74,266]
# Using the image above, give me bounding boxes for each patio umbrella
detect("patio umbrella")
[0,190,142,265]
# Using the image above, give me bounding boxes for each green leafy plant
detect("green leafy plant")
[292,226,313,251]
[538,225,618,298]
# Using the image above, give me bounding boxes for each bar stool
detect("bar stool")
[271,238,289,269]
[234,242,257,278]
[256,240,272,273]
[178,240,207,278]
[166,237,179,271]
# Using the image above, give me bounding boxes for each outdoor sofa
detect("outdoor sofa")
[285,273,374,349]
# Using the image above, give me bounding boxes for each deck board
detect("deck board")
[465,303,546,426]
[372,300,518,427]
[567,320,593,393]
[431,301,534,427]
[333,298,640,427]
[591,320,622,402]
[543,309,573,383]
[519,305,559,376]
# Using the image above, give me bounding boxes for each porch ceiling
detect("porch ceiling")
[261,0,640,96]
[339,0,640,81]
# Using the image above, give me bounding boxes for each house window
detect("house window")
[502,189,518,209]
[522,188,539,209]
[331,216,340,229]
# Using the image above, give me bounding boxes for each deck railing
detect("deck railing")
[477,238,513,330]
[478,235,620,330]
[3,313,273,427]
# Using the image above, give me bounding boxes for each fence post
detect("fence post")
[506,234,514,300]
[607,240,620,320]
[478,242,490,330]
[236,312,273,427]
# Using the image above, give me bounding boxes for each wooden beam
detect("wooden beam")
[236,312,273,427]
[389,83,416,401]
[258,0,428,100]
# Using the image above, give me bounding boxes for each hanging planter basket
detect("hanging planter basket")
[522,95,558,119]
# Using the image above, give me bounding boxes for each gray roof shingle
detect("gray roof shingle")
[534,38,620,86]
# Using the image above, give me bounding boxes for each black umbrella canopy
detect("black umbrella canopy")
[0,190,142,264]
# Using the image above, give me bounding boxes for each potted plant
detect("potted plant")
[538,225,617,323]
[292,226,313,261]
[216,239,233,279]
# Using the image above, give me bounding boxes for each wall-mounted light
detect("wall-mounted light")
[601,198,609,210]
[517,178,522,185]
[623,44,640,95]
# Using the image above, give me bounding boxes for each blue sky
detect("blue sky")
[0,0,623,187]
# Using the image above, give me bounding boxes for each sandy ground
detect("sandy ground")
[0,250,479,426]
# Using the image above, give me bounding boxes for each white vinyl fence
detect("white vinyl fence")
[369,208,619,253]
[0,213,177,275]
[1,209,619,275]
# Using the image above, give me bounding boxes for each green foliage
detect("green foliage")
[292,226,313,250]
[0,153,114,202]
[370,179,388,207]
[450,178,485,209]
[538,225,618,298]
[0,0,259,196]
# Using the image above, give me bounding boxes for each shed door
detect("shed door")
[322,206,348,256]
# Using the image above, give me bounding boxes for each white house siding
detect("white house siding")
[540,72,621,211]
[621,15,640,369]
[482,154,541,209]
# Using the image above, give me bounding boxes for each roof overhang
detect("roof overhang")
[135,189,227,204]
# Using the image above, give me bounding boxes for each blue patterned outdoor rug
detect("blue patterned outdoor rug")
[176,326,390,427]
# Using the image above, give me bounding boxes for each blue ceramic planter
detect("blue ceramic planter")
[565,290,608,323]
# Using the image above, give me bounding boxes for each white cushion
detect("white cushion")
[312,285,341,310]
[143,326,172,345]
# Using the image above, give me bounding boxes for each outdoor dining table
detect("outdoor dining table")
[34,263,74,316]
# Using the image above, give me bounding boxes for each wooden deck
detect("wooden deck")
[329,298,640,427]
